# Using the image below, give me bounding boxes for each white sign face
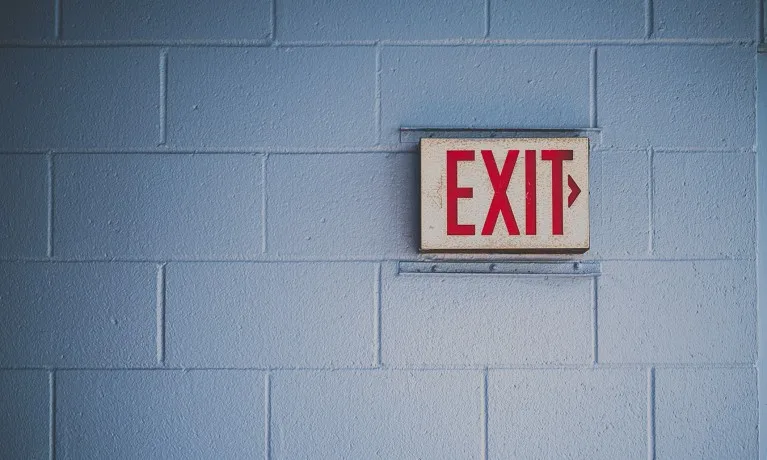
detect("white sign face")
[421,137,589,253]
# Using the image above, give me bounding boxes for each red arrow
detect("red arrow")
[567,175,580,208]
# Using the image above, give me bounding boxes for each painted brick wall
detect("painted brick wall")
[0,0,759,458]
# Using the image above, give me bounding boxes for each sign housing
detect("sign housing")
[420,137,589,253]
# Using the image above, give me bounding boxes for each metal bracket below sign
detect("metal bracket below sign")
[398,261,601,276]
[400,127,601,148]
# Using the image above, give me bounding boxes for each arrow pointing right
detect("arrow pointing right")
[567,175,580,208]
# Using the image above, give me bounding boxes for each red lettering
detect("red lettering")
[525,149,536,235]
[541,150,574,235]
[481,150,520,236]
[446,150,475,235]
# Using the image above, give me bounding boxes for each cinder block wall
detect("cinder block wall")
[0,0,759,458]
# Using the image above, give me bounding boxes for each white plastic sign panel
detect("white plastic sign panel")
[420,137,589,253]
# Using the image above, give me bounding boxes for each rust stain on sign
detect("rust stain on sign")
[420,137,589,253]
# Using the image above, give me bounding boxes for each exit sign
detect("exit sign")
[420,137,589,253]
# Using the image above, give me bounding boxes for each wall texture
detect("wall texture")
[0,0,760,458]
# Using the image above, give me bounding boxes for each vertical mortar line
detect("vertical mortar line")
[644,0,654,39]
[374,263,382,367]
[270,0,277,42]
[159,49,168,146]
[647,367,656,460]
[760,77,766,460]
[47,153,54,258]
[591,276,598,365]
[482,368,489,460]
[49,370,56,460]
[758,0,764,44]
[156,263,166,365]
[484,0,491,38]
[589,48,597,129]
[758,50,767,460]
[757,107,761,460]
[54,0,61,39]
[375,44,382,146]
[264,372,272,460]
[261,154,268,254]
[648,147,654,255]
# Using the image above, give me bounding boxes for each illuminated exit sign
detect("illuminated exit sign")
[420,137,589,253]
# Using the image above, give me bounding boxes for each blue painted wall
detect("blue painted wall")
[0,0,759,458]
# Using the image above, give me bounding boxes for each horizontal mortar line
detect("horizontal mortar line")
[590,362,757,369]
[210,147,417,154]
[306,145,760,154]
[651,148,757,154]
[122,256,749,262]
[0,38,755,48]
[0,258,358,263]
[0,149,261,155]
[380,363,759,371]
[0,258,393,263]
[590,148,651,154]
[0,39,274,48]
[592,148,756,154]
[0,366,483,372]
[0,256,755,264]
[0,366,381,372]
[485,363,758,371]
[0,363,755,372]
[259,148,414,155]
[0,147,410,155]
[592,257,757,262]
[0,146,755,155]
[373,38,756,46]
[594,147,756,154]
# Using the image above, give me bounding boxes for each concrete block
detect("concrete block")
[165,262,375,367]
[0,49,159,150]
[598,46,755,149]
[54,154,261,260]
[267,153,418,258]
[380,46,590,144]
[654,0,756,39]
[276,0,484,40]
[491,0,644,39]
[655,367,757,459]
[272,370,482,459]
[488,369,646,459]
[167,47,376,150]
[0,0,53,40]
[0,154,48,258]
[62,0,271,40]
[589,150,649,258]
[599,261,756,363]
[381,263,593,366]
[653,151,755,258]
[0,262,156,367]
[0,371,49,459]
[56,370,264,459]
